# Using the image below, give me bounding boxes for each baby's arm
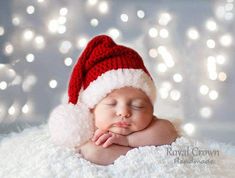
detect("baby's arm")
[127,118,178,147]
[77,140,132,165]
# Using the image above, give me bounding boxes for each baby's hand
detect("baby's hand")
[92,129,129,148]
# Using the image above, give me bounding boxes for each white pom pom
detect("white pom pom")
[48,103,94,148]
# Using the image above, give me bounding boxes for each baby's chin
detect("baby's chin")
[109,127,134,136]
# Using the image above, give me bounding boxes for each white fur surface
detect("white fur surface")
[1,124,235,178]
[80,69,156,108]
[48,103,94,148]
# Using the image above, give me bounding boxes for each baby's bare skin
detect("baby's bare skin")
[77,118,178,165]
[77,140,132,165]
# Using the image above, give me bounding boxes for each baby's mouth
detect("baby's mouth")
[113,121,130,128]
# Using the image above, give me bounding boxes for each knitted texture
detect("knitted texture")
[68,35,153,105]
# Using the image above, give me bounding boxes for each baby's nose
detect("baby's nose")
[116,106,131,118]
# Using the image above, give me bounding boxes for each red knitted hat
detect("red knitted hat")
[48,35,156,148]
[68,35,156,108]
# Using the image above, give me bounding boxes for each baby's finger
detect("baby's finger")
[92,129,106,142]
[103,136,115,148]
[95,133,111,145]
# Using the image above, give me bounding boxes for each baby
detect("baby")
[78,87,178,165]
[48,35,178,166]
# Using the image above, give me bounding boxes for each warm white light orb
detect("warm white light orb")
[206,20,217,31]
[90,18,99,27]
[98,1,108,14]
[88,0,98,6]
[22,104,29,114]
[64,57,73,66]
[34,35,45,49]
[26,53,35,63]
[149,48,158,58]
[158,12,172,26]
[218,72,227,81]
[206,39,216,48]
[77,37,88,49]
[60,8,68,16]
[216,55,226,64]
[58,25,66,34]
[209,90,219,100]
[49,80,58,89]
[159,88,169,99]
[120,14,128,22]
[59,41,72,54]
[200,107,212,118]
[157,63,167,73]
[26,5,35,14]
[170,90,181,101]
[0,81,7,90]
[12,16,20,26]
[173,73,183,83]
[108,28,120,39]
[220,34,232,47]
[148,27,158,38]
[137,10,145,19]
[183,123,195,135]
[187,28,199,40]
[4,43,14,55]
[8,106,16,116]
[159,28,169,38]
[48,19,59,33]
[199,85,209,95]
[58,16,67,24]
[0,26,4,36]
[23,29,34,41]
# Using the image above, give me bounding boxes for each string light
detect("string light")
[59,41,72,54]
[216,55,226,64]
[159,28,169,38]
[199,85,209,95]
[0,81,7,90]
[209,90,219,100]
[26,5,35,15]
[207,56,217,80]
[64,57,73,66]
[22,104,29,114]
[90,18,99,27]
[149,48,158,58]
[49,80,58,89]
[60,8,68,16]
[12,16,20,26]
[183,123,195,135]
[4,43,14,55]
[77,37,88,49]
[170,89,181,101]
[187,28,199,40]
[87,0,98,6]
[158,12,172,26]
[26,53,35,63]
[173,73,183,83]
[206,39,216,48]
[120,14,128,22]
[200,107,212,118]
[8,106,16,116]
[34,35,45,49]
[219,34,232,46]
[218,72,227,81]
[157,63,167,73]
[148,27,158,38]
[157,46,175,68]
[0,26,4,36]
[206,20,217,31]
[98,1,109,14]
[107,28,120,39]
[23,29,34,41]
[137,10,145,19]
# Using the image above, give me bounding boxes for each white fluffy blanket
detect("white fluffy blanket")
[0,125,235,178]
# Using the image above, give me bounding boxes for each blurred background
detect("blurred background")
[0,0,234,144]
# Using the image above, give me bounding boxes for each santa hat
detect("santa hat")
[48,35,156,148]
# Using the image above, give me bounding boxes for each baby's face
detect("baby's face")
[92,87,154,135]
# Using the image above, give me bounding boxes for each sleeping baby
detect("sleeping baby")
[48,35,178,165]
